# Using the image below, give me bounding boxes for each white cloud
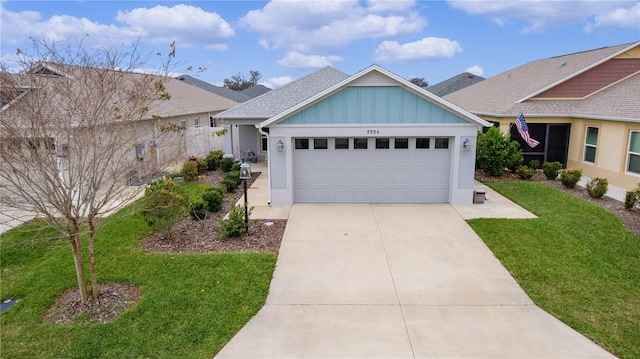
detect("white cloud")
[447,0,637,33]
[373,37,462,63]
[465,65,484,77]
[116,5,235,47]
[0,3,234,51]
[278,51,344,72]
[239,0,426,54]
[584,2,640,33]
[262,76,293,89]
[367,0,416,13]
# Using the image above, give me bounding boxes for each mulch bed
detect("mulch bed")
[475,170,640,236]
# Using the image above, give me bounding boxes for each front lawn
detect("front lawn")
[0,201,276,358]
[468,181,640,359]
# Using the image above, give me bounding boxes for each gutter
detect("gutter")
[256,125,272,205]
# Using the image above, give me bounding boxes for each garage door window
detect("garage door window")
[335,138,349,149]
[394,138,408,149]
[435,138,449,149]
[416,138,430,149]
[376,138,390,149]
[314,138,328,149]
[295,139,309,149]
[354,138,368,149]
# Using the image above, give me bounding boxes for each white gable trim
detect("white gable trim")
[259,65,492,129]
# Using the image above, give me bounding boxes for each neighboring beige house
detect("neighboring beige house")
[1,63,237,176]
[445,41,640,191]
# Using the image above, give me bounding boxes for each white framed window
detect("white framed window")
[261,135,268,153]
[627,130,640,174]
[584,126,598,163]
[180,119,187,129]
[193,118,199,127]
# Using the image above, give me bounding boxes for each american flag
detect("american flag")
[515,113,540,148]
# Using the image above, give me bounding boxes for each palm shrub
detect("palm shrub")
[586,177,608,199]
[476,127,523,176]
[542,161,563,180]
[142,178,188,239]
[516,165,534,180]
[219,204,253,239]
[560,169,582,188]
[202,187,224,212]
[181,160,199,182]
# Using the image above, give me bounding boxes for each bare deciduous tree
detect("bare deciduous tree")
[0,40,178,302]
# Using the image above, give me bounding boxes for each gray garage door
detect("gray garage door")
[293,137,451,203]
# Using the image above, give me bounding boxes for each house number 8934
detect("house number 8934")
[366,129,380,135]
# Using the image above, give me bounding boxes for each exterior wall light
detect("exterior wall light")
[277,139,284,152]
[463,138,471,151]
[239,161,252,229]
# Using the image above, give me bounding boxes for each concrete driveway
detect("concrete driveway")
[215,204,615,358]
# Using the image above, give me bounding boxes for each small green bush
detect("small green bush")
[220,178,238,192]
[624,183,640,210]
[189,199,208,220]
[231,162,241,172]
[586,177,608,199]
[205,150,224,171]
[219,204,253,239]
[196,158,207,174]
[542,161,563,180]
[476,127,523,176]
[225,170,241,186]
[560,169,582,188]
[220,157,234,173]
[202,187,223,212]
[181,160,199,182]
[528,159,540,170]
[516,165,534,180]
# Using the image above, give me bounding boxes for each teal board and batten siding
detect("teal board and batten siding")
[279,86,469,125]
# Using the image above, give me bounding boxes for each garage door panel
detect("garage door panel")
[294,137,451,203]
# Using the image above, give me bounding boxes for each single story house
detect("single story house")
[444,41,640,191]
[216,65,491,206]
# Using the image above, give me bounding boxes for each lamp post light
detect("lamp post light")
[239,161,252,229]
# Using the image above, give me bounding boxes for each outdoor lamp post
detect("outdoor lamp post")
[239,161,251,229]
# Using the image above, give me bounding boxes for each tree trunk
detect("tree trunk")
[69,225,88,302]
[88,216,99,299]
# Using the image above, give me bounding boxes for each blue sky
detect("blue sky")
[1,1,639,89]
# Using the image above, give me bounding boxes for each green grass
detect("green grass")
[468,181,640,359]
[0,200,276,359]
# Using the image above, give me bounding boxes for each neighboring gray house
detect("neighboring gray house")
[176,74,271,104]
[426,72,485,97]
[216,65,490,206]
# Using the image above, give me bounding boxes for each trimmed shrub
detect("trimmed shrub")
[516,165,534,180]
[189,199,208,220]
[225,170,241,186]
[560,169,582,189]
[542,161,563,180]
[181,160,199,182]
[231,162,241,173]
[205,150,224,171]
[196,158,207,174]
[476,127,523,176]
[202,187,224,212]
[220,178,238,193]
[528,159,540,170]
[220,157,234,173]
[219,204,253,239]
[586,177,608,199]
[624,183,640,210]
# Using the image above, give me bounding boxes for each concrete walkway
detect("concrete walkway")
[215,201,616,358]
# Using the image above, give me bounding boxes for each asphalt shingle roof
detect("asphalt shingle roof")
[216,67,350,119]
[444,42,640,120]
[426,72,485,97]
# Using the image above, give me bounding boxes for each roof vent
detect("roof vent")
[561,62,567,67]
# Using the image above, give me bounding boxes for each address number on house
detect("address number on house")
[366,129,380,135]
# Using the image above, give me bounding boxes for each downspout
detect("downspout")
[257,125,272,205]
